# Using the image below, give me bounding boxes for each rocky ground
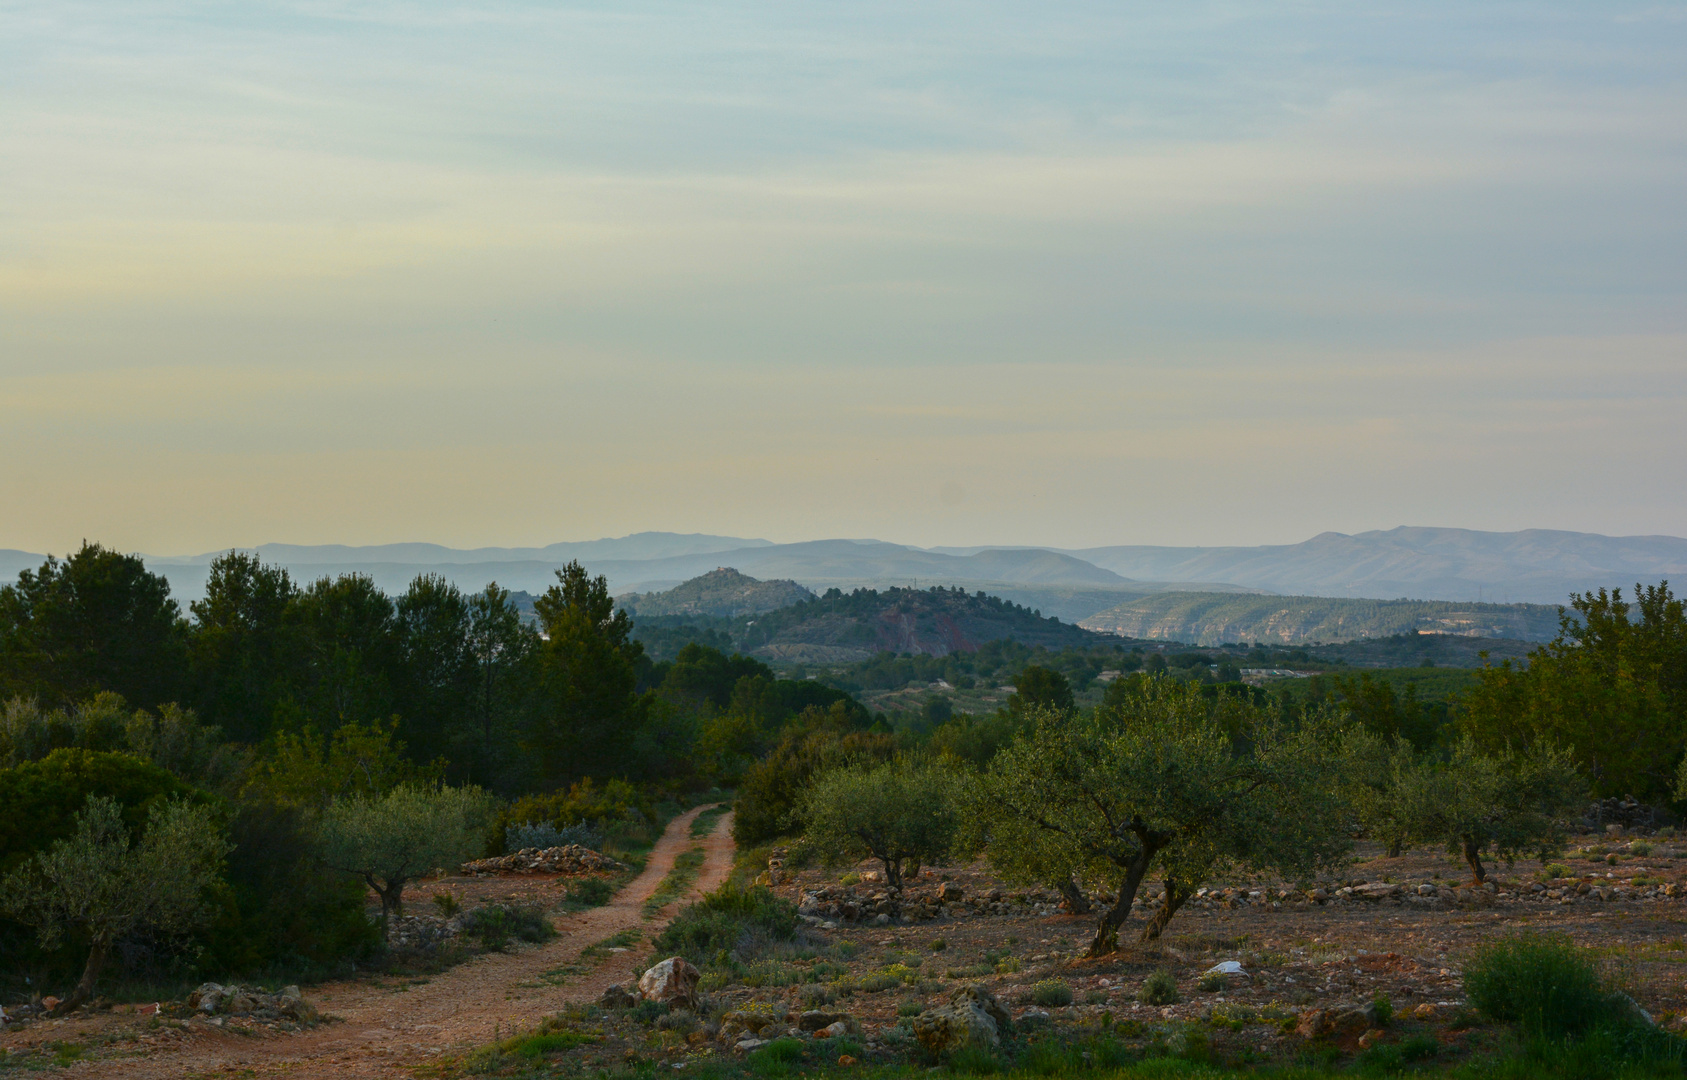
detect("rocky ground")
[434,826,1687,1076]
[6,819,1685,1076]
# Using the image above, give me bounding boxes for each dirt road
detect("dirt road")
[38,804,736,1079]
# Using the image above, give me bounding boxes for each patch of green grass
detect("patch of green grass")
[644,847,707,917]
[691,805,729,839]
[581,927,642,960]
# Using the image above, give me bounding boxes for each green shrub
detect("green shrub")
[1084,990,1110,1005]
[463,905,555,950]
[651,884,798,966]
[1371,995,1394,1026]
[897,1001,924,1017]
[1631,841,1655,857]
[1031,979,1074,1007]
[1139,970,1180,1006]
[567,876,615,907]
[498,777,655,853]
[0,749,196,871]
[1541,863,1570,880]
[930,937,947,952]
[432,892,461,917]
[1463,933,1620,1038]
[732,718,891,847]
[1197,971,1227,993]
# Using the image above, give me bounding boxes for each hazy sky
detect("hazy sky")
[4,1,1685,554]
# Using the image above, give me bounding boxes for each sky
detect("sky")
[4,1,1685,555]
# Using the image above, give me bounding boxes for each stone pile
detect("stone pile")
[387,913,464,950]
[461,844,623,876]
[796,881,1086,926]
[186,983,318,1022]
[1584,796,1661,832]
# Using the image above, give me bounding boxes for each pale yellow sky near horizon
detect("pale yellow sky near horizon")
[4,3,1685,555]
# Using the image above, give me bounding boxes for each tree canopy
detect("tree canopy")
[971,676,1351,955]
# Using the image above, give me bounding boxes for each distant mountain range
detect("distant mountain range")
[4,526,1683,620]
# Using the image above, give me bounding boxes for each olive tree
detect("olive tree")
[317,783,496,927]
[971,678,1351,955]
[796,759,961,890]
[1342,728,1416,859]
[1389,735,1584,883]
[0,794,229,1014]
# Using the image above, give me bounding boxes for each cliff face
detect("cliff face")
[1079,592,1563,645]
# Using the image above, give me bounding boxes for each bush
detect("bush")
[201,797,380,979]
[1030,979,1074,1007]
[651,884,799,966]
[1631,841,1656,857]
[0,749,196,872]
[1197,971,1227,993]
[733,719,894,847]
[462,905,556,951]
[1371,995,1394,1026]
[1139,970,1180,1006]
[1463,933,1622,1038]
[506,820,605,851]
[498,778,655,854]
[567,876,616,907]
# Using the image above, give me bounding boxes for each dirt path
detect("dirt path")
[50,804,736,1079]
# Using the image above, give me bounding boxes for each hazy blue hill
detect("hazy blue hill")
[620,567,814,618]
[1080,591,1564,645]
[586,539,1134,593]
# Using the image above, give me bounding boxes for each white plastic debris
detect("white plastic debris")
[1203,961,1247,977]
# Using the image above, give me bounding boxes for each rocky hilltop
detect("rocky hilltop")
[619,567,814,618]
[709,584,1107,663]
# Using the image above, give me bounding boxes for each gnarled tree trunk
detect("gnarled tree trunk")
[1140,878,1194,941]
[1058,876,1092,915]
[54,938,110,1015]
[1462,837,1486,884]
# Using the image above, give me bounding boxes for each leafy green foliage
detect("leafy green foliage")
[0,748,196,872]
[1464,933,1627,1038]
[798,758,962,888]
[528,561,646,783]
[1376,734,1585,881]
[970,676,1351,953]
[1138,970,1179,1005]
[0,794,229,1011]
[733,711,894,846]
[1463,582,1687,801]
[0,694,244,790]
[0,544,186,710]
[1005,665,1074,719]
[317,784,497,925]
[650,884,798,966]
[1030,978,1074,1006]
